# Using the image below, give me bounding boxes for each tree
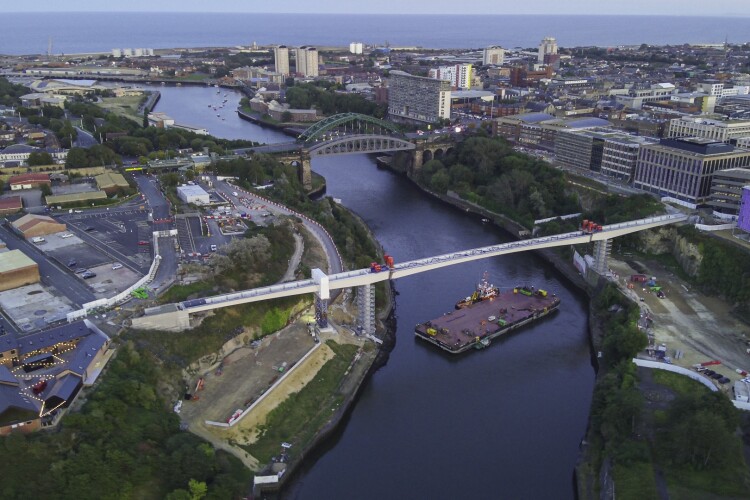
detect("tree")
[281,111,292,122]
[65,147,89,168]
[27,151,53,166]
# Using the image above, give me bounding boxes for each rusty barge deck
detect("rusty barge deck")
[415,288,561,354]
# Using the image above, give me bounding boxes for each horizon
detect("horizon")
[5,11,750,18]
[5,0,750,17]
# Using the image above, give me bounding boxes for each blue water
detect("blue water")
[2,13,749,55]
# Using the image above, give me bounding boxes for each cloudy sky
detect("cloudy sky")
[6,0,750,16]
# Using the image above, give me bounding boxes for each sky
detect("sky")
[5,0,750,16]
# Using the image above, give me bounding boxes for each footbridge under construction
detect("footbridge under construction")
[133,213,686,333]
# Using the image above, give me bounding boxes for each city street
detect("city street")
[0,224,96,307]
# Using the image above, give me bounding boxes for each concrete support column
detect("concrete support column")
[357,283,376,336]
[412,148,424,173]
[314,294,329,329]
[299,153,312,191]
[593,238,612,275]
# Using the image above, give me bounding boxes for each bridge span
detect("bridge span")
[133,213,686,332]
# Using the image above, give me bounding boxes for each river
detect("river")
[152,86,595,499]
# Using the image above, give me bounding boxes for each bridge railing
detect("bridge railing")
[191,279,317,308]
[603,213,685,232]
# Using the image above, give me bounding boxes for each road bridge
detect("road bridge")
[137,213,687,333]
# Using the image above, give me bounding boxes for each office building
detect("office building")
[634,137,750,207]
[273,45,290,76]
[388,70,451,123]
[483,46,505,66]
[709,168,750,217]
[600,134,658,182]
[349,42,364,55]
[737,186,750,233]
[667,116,750,143]
[295,46,319,77]
[615,83,676,110]
[428,64,472,90]
[538,37,558,64]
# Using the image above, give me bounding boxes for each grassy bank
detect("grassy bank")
[244,341,360,464]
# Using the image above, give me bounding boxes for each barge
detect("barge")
[415,285,560,354]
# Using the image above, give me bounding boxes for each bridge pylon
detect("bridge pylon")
[357,283,376,336]
[300,152,312,190]
[592,238,613,276]
[312,268,330,329]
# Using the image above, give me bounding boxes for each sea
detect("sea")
[2,12,750,55]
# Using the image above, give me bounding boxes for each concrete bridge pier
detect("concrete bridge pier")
[299,153,312,190]
[357,283,376,336]
[314,293,329,329]
[593,238,613,275]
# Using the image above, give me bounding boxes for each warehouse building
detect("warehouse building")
[8,173,51,191]
[45,191,108,206]
[0,196,23,216]
[11,214,66,238]
[94,172,130,195]
[0,249,40,292]
[177,184,210,205]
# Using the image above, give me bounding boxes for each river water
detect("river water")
[152,86,595,499]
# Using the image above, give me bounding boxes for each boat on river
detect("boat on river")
[455,271,499,309]
[416,285,560,354]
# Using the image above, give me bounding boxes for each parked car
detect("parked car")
[138,240,150,246]
[719,377,731,384]
[60,233,74,239]
[210,244,217,252]
[81,271,96,279]
[710,372,723,380]
[74,268,89,275]
[84,226,95,232]
[703,369,715,376]
[68,260,76,267]
[112,263,123,270]
[31,237,45,243]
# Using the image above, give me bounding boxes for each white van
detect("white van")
[31,237,45,243]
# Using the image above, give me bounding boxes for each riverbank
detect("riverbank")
[236,108,305,138]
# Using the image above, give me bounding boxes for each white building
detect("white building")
[273,45,290,76]
[483,46,505,66]
[697,81,750,98]
[349,42,364,55]
[428,64,472,90]
[176,184,210,205]
[388,70,451,123]
[667,116,750,143]
[112,48,122,58]
[295,46,319,77]
[538,37,558,64]
[614,83,676,110]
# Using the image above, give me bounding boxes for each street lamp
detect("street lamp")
[481,95,495,121]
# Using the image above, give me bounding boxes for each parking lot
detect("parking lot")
[58,210,153,274]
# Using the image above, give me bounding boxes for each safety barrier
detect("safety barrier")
[694,222,736,232]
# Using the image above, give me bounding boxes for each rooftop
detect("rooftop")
[0,249,37,274]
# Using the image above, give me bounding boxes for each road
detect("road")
[212,177,343,274]
[0,224,96,307]
[131,173,178,292]
[74,126,98,149]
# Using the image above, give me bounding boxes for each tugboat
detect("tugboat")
[455,271,500,309]
[474,337,491,349]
